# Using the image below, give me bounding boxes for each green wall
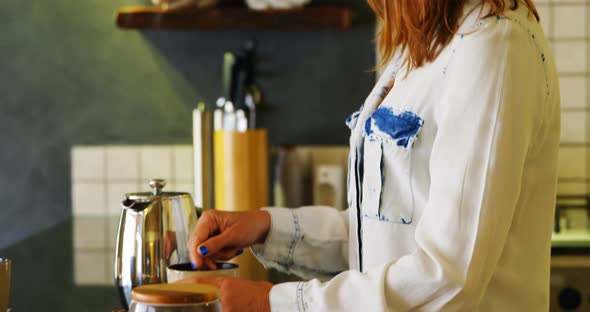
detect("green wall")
[0,0,375,248]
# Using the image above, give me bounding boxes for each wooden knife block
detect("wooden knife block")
[213,129,269,281]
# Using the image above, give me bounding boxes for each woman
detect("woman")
[186,0,560,310]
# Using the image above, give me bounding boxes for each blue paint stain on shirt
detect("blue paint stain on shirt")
[345,105,365,130]
[345,110,361,130]
[364,116,373,135]
[364,107,424,148]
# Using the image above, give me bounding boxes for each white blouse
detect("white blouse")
[252,1,561,311]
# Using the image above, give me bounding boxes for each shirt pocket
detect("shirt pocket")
[361,107,424,224]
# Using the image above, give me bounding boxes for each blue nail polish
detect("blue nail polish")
[199,245,209,256]
[191,263,197,270]
[236,249,244,256]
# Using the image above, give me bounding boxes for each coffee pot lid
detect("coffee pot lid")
[125,179,191,203]
[131,283,219,304]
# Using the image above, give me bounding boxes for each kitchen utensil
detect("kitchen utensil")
[216,40,260,131]
[222,101,236,131]
[193,104,214,209]
[223,52,237,103]
[243,39,256,86]
[0,258,10,312]
[245,92,257,129]
[129,283,220,312]
[214,52,237,131]
[213,99,224,132]
[223,51,245,131]
[166,262,239,283]
[115,179,199,309]
[243,39,259,128]
[234,67,249,132]
[236,110,248,132]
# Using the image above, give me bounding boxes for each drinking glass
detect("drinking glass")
[0,258,11,312]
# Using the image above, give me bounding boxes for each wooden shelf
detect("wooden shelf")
[116,6,352,31]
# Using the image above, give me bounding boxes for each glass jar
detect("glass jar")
[130,283,221,312]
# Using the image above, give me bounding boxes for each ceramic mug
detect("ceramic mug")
[167,262,239,283]
[0,258,11,312]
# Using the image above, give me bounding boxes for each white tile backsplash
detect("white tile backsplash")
[174,182,195,198]
[140,145,174,182]
[557,181,589,195]
[107,251,116,284]
[107,216,120,250]
[545,0,590,4]
[72,182,106,216]
[71,146,105,181]
[166,181,176,193]
[554,41,587,73]
[560,76,588,109]
[560,111,588,143]
[72,216,116,285]
[173,145,194,182]
[554,5,587,38]
[74,251,109,285]
[536,3,551,35]
[558,146,588,179]
[551,0,590,199]
[73,217,106,249]
[71,144,196,216]
[105,146,139,181]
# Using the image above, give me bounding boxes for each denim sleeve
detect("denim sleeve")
[250,206,349,281]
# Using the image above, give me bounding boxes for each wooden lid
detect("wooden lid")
[131,283,219,305]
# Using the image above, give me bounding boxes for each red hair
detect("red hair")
[368,0,540,70]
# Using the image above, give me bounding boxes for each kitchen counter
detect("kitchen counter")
[1,217,589,311]
[0,217,122,312]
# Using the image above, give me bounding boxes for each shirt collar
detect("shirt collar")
[457,0,487,35]
[457,0,520,35]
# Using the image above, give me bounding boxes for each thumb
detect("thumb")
[198,230,237,257]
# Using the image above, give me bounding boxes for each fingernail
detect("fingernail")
[236,249,244,256]
[191,263,197,270]
[199,245,209,256]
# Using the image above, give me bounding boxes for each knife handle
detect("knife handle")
[222,52,236,100]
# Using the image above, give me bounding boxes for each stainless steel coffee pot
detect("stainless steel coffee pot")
[115,179,199,309]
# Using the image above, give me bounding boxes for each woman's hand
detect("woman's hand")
[187,210,271,269]
[178,276,272,312]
